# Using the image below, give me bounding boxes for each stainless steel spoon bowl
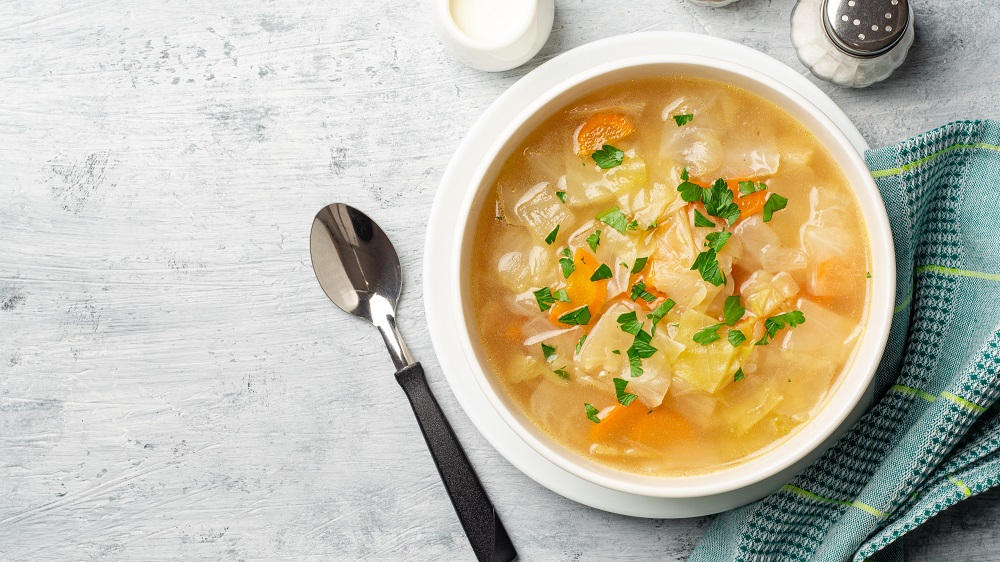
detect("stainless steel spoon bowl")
[310,203,516,562]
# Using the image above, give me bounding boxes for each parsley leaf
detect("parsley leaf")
[681,166,689,181]
[586,229,601,252]
[544,224,560,245]
[554,367,570,379]
[723,296,745,326]
[728,329,747,347]
[733,368,745,382]
[631,256,648,274]
[613,378,638,406]
[533,287,555,311]
[575,334,586,354]
[555,191,567,203]
[585,403,601,423]
[693,209,715,227]
[704,231,732,252]
[554,289,571,302]
[590,264,613,281]
[690,249,726,286]
[673,113,694,126]
[755,310,806,345]
[627,219,639,231]
[646,220,658,231]
[616,311,641,336]
[628,329,657,358]
[866,271,872,279]
[558,306,592,326]
[702,178,741,224]
[648,298,676,331]
[541,343,556,362]
[559,248,575,278]
[612,349,621,355]
[627,353,643,377]
[693,323,723,345]
[597,207,630,234]
[677,180,703,202]
[591,144,624,169]
[738,181,767,196]
[630,280,656,302]
[762,193,788,222]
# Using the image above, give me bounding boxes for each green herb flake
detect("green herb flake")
[681,166,689,181]
[555,191,567,204]
[558,306,592,326]
[733,368,745,382]
[693,323,723,345]
[738,181,767,196]
[590,264,613,281]
[616,311,641,336]
[704,231,733,252]
[575,334,587,354]
[762,193,788,222]
[541,343,557,362]
[585,403,601,423]
[627,219,639,231]
[630,280,656,302]
[597,207,630,234]
[631,256,649,275]
[554,289,571,302]
[693,209,715,227]
[866,271,872,279]
[586,229,601,252]
[702,178,741,225]
[544,224,560,245]
[559,251,575,278]
[728,329,746,347]
[755,310,806,345]
[677,180,704,203]
[646,220,659,231]
[613,377,638,406]
[723,296,745,326]
[690,249,726,286]
[554,367,570,379]
[648,298,676,329]
[612,349,621,355]
[533,287,555,311]
[627,353,643,377]
[673,113,694,126]
[591,144,625,169]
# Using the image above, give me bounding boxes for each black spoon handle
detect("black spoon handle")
[395,362,517,562]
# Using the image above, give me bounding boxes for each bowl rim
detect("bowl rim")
[429,36,895,501]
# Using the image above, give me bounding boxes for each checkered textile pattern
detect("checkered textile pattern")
[691,120,1000,562]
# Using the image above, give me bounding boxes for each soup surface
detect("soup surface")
[469,77,870,476]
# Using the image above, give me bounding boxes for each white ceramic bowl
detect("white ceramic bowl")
[426,32,895,512]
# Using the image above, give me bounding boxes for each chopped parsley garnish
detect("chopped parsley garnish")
[702,178,741,225]
[597,207,630,234]
[617,311,641,335]
[626,329,657,377]
[554,367,570,379]
[544,224,560,245]
[559,248,575,278]
[673,113,694,126]
[647,298,676,332]
[693,209,715,227]
[627,219,639,231]
[585,403,601,423]
[693,323,724,345]
[866,271,872,279]
[591,144,625,169]
[541,343,556,362]
[723,296,745,326]
[631,256,648,274]
[590,264,613,281]
[728,329,747,347]
[575,334,586,354]
[612,349,621,355]
[555,190,567,203]
[646,220,658,230]
[762,193,788,222]
[630,280,656,302]
[554,289,571,302]
[558,306,592,326]
[733,368,745,382]
[613,377,638,406]
[690,249,726,286]
[755,310,806,345]
[533,287,555,311]
[586,229,601,252]
[681,166,689,180]
[704,231,733,252]
[677,180,703,202]
[737,181,767,196]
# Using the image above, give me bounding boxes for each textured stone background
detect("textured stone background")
[1,0,998,560]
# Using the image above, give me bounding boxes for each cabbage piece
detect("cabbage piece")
[719,126,780,178]
[754,349,837,419]
[576,302,634,375]
[504,354,551,384]
[800,186,857,262]
[617,182,685,230]
[659,126,723,178]
[651,210,697,266]
[627,329,685,409]
[781,297,860,362]
[563,150,648,207]
[671,309,752,394]
[493,230,559,293]
[663,377,719,429]
[718,371,784,435]
[733,214,808,273]
[513,181,575,239]
[741,270,800,318]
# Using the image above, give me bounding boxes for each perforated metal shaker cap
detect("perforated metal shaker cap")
[823,0,909,57]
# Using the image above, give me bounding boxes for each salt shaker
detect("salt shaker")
[791,0,914,88]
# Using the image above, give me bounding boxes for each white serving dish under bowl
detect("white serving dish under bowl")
[425,32,895,517]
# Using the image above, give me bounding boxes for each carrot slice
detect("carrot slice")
[629,407,695,446]
[575,112,635,156]
[588,401,648,442]
[549,248,608,326]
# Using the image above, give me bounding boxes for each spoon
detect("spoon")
[310,203,517,562]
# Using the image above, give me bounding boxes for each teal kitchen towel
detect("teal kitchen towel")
[691,120,1000,562]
